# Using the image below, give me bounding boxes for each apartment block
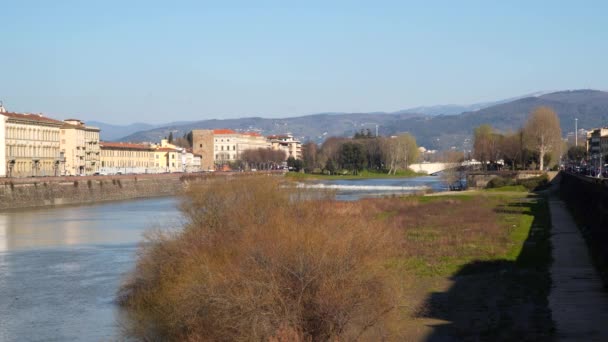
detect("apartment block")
[587,127,608,157]
[1,109,63,177]
[60,119,100,175]
[100,142,155,174]
[267,134,302,160]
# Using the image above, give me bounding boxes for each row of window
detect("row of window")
[6,145,59,158]
[215,145,237,151]
[6,126,59,141]
[101,150,153,158]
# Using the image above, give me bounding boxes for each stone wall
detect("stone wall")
[0,174,184,210]
[0,172,285,210]
[559,172,608,284]
[466,171,547,189]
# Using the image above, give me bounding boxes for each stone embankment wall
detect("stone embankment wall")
[0,172,283,210]
[559,171,608,284]
[466,170,555,189]
[0,174,183,210]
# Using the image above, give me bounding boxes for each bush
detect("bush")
[486,174,549,191]
[486,176,515,189]
[517,175,549,191]
[119,176,399,341]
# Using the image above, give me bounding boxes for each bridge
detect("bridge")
[409,161,481,175]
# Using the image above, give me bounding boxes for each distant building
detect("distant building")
[60,119,100,175]
[192,129,271,170]
[154,147,182,172]
[1,111,64,177]
[100,142,155,174]
[586,127,608,162]
[267,134,302,160]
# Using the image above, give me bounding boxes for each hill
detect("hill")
[117,89,608,150]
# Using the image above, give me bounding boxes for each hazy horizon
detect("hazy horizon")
[2,1,607,125]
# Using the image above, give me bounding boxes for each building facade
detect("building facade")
[267,134,302,160]
[100,142,155,174]
[60,119,100,175]
[1,111,63,177]
[154,147,183,172]
[192,129,274,169]
[587,127,608,165]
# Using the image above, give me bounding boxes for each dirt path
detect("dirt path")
[548,197,608,341]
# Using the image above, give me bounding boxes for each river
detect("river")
[0,176,443,341]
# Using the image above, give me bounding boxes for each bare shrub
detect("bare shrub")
[119,176,399,341]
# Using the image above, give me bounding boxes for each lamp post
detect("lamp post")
[575,118,578,147]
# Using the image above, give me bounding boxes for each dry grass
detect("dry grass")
[119,176,401,341]
[119,176,548,340]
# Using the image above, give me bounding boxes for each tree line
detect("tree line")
[300,132,419,175]
[473,106,563,171]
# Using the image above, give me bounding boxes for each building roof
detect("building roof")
[100,141,153,150]
[243,131,262,137]
[1,112,64,125]
[155,147,180,152]
[213,129,237,135]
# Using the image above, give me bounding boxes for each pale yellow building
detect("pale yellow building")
[100,142,155,174]
[60,119,100,175]
[154,147,183,172]
[1,111,63,177]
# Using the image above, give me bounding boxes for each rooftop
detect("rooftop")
[213,129,237,135]
[100,141,153,150]
[1,112,64,125]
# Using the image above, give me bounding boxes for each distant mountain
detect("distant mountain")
[395,91,553,116]
[89,120,195,141]
[116,89,608,151]
[117,112,424,144]
[88,121,157,141]
[381,89,608,149]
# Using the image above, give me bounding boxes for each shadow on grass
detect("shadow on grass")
[416,196,553,341]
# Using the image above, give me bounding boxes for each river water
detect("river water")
[0,176,443,341]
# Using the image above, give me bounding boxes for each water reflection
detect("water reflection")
[0,197,182,252]
[0,197,182,342]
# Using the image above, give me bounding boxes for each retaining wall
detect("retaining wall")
[0,175,184,210]
[466,170,550,189]
[559,171,608,285]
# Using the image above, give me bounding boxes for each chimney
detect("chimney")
[0,101,6,113]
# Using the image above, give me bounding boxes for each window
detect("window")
[199,144,202,148]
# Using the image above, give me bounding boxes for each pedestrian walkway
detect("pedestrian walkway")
[548,197,608,341]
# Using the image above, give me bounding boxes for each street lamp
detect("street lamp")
[575,118,578,147]
[360,122,379,137]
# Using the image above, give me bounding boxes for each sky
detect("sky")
[1,0,607,125]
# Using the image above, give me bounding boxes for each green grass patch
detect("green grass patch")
[485,185,529,193]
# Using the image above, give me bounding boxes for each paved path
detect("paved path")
[548,197,608,341]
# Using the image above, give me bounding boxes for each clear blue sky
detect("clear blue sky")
[1,1,607,124]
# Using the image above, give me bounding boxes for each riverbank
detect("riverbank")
[119,177,553,340]
[0,172,283,211]
[285,169,426,180]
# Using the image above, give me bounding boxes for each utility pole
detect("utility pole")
[575,118,578,147]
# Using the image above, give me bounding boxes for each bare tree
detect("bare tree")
[523,107,562,171]
[500,132,522,170]
[382,134,418,174]
[473,124,495,169]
